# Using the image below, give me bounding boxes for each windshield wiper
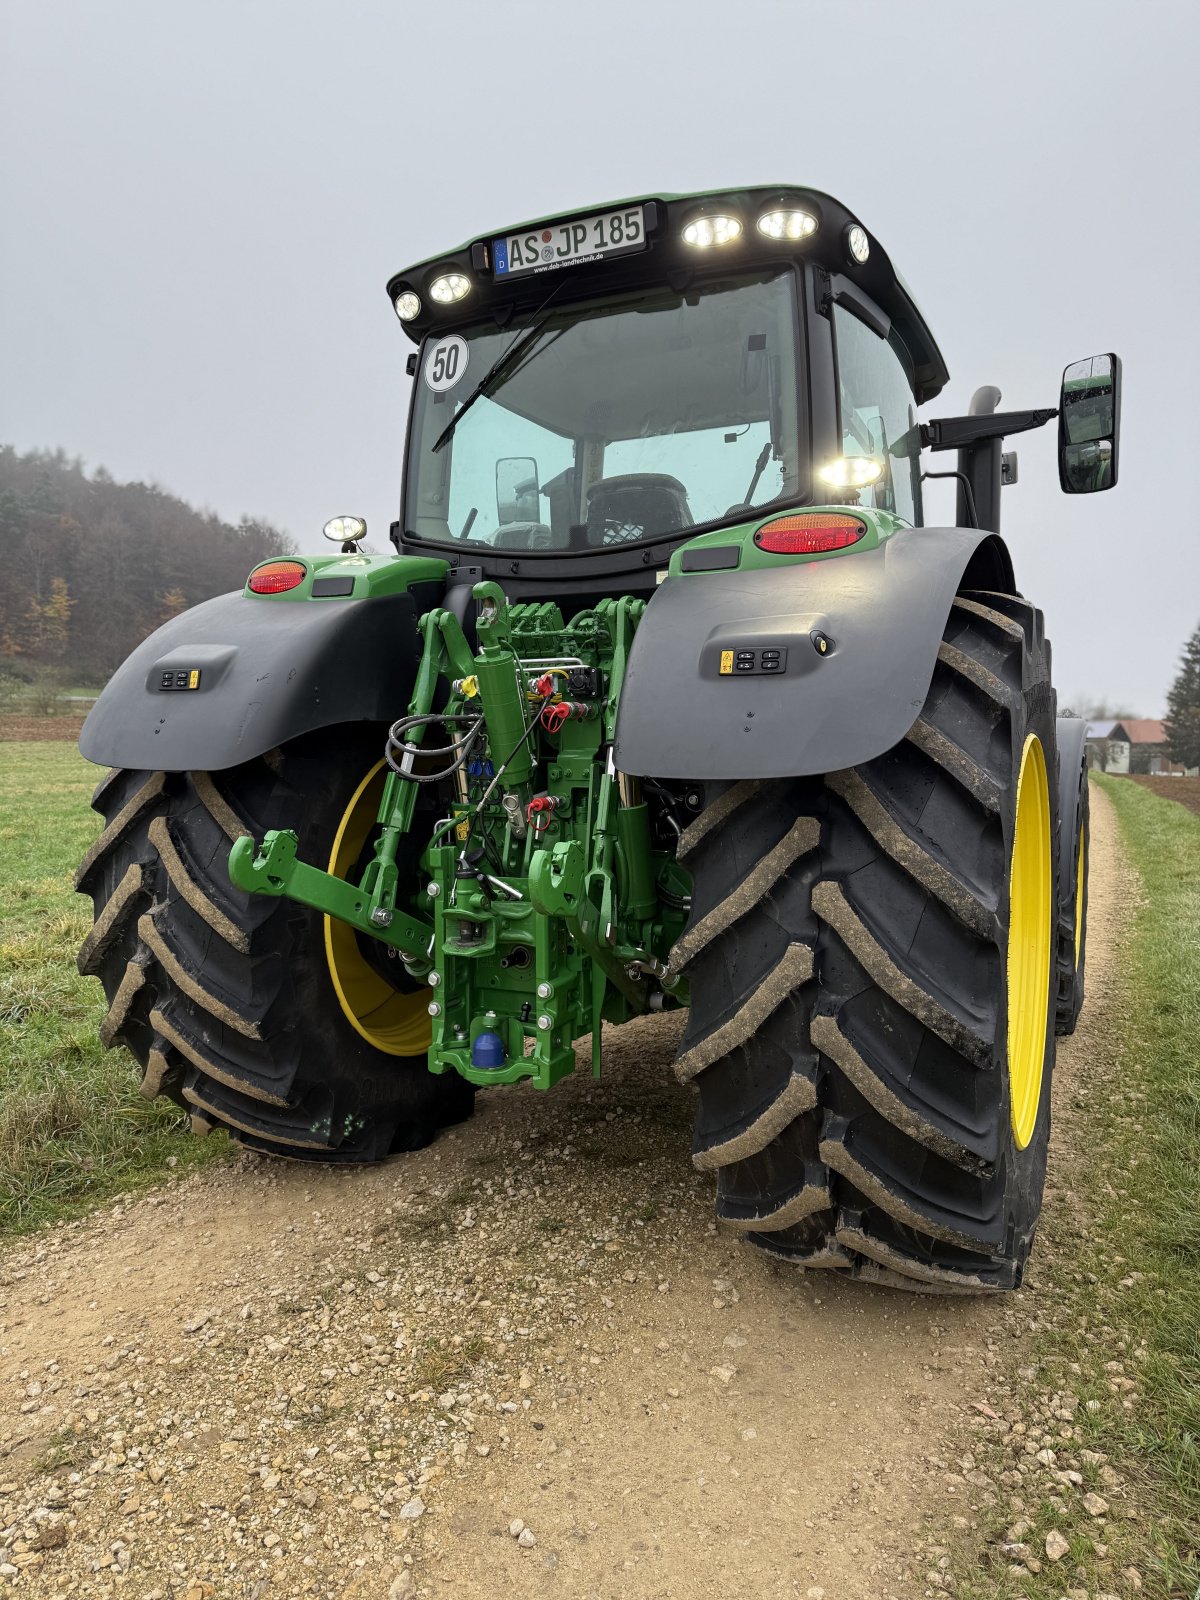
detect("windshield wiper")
[742,441,772,505]
[431,316,558,455]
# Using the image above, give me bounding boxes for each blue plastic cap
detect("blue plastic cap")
[471,1029,506,1070]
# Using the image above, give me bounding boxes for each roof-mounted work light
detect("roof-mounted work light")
[756,208,818,242]
[845,224,870,264]
[428,272,472,305]
[681,213,742,249]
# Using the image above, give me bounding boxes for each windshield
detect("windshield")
[403,269,803,554]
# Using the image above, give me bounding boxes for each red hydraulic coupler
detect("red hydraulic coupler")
[540,700,596,734]
[526,794,564,835]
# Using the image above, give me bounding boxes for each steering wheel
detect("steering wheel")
[493,521,556,550]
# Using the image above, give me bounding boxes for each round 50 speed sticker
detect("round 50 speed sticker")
[424,335,469,393]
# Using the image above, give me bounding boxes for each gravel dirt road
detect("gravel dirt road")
[0,785,1122,1599]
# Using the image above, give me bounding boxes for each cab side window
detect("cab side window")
[832,305,923,525]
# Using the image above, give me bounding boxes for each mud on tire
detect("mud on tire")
[672,593,1058,1292]
[75,729,473,1160]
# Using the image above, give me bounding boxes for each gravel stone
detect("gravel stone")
[1044,1529,1070,1562]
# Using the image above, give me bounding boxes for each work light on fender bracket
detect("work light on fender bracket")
[753,512,866,555]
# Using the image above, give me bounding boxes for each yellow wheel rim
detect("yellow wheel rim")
[323,759,432,1057]
[1006,735,1053,1149]
[1074,822,1086,968]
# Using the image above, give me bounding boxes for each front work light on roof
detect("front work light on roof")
[846,224,870,264]
[819,456,883,489]
[393,290,421,321]
[681,213,742,248]
[757,209,818,242]
[429,272,471,305]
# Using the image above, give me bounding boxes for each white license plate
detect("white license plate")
[493,206,647,279]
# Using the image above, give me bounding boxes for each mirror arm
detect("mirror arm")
[922,395,1057,535]
[921,408,1058,452]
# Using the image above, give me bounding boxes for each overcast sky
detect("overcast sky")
[3,0,1197,714]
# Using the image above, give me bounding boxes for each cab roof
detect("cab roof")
[386,185,950,403]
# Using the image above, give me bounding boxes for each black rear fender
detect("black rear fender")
[80,588,436,772]
[613,527,1017,780]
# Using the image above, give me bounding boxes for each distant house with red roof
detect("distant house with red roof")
[1089,718,1196,775]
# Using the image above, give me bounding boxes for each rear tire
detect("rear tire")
[672,593,1058,1292]
[75,729,473,1160]
[1054,754,1089,1036]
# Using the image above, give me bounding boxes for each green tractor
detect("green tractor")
[76,188,1120,1292]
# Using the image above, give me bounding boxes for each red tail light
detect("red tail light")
[248,560,307,594]
[753,513,866,556]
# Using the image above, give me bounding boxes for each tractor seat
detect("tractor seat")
[585,474,693,547]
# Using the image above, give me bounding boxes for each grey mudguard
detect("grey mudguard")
[614,526,1015,780]
[80,589,427,773]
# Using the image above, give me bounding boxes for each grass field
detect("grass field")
[1093,776,1200,1588]
[956,776,1200,1598]
[0,741,227,1235]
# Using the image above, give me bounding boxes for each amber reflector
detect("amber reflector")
[753,513,866,555]
[248,560,307,594]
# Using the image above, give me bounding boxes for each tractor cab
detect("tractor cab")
[389,187,1121,587]
[390,187,949,581]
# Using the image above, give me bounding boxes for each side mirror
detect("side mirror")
[496,456,540,525]
[1059,354,1121,493]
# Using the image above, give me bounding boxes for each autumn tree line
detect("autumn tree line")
[0,445,292,685]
